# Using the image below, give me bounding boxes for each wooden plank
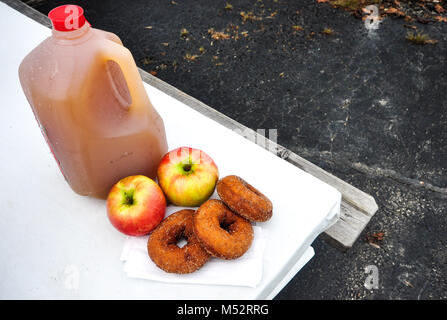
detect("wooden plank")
[323,202,372,250]
[4,0,379,250]
[4,0,52,27]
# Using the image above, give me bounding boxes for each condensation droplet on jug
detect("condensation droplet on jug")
[50,62,59,80]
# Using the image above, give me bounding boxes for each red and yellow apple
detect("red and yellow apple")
[106,175,166,236]
[157,147,219,207]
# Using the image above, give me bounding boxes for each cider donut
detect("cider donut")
[193,199,253,260]
[217,175,273,222]
[147,209,210,274]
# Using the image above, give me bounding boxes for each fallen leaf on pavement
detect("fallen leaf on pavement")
[184,53,199,61]
[211,31,230,40]
[366,231,385,248]
[435,4,445,14]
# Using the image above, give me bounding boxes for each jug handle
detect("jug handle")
[99,30,123,46]
[99,43,146,111]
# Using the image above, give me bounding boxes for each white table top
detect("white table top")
[0,2,341,299]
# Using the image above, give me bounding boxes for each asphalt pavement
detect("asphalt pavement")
[25,0,447,299]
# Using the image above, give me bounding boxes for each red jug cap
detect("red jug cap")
[48,5,87,31]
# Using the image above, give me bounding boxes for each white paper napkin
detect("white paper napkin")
[120,226,266,288]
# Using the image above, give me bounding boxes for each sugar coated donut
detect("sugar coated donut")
[193,199,253,260]
[147,209,210,274]
[216,175,273,222]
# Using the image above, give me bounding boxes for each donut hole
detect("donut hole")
[174,229,189,248]
[219,218,236,234]
[166,226,190,249]
[176,236,188,248]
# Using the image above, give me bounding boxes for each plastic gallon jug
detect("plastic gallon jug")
[18,5,168,198]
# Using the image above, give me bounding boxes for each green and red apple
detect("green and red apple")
[106,175,166,236]
[157,147,219,207]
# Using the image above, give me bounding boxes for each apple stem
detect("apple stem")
[122,189,135,206]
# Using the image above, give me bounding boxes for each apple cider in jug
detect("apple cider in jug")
[18,5,168,198]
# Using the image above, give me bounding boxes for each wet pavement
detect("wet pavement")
[25,0,447,299]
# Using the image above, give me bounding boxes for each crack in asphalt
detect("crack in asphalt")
[290,145,447,196]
